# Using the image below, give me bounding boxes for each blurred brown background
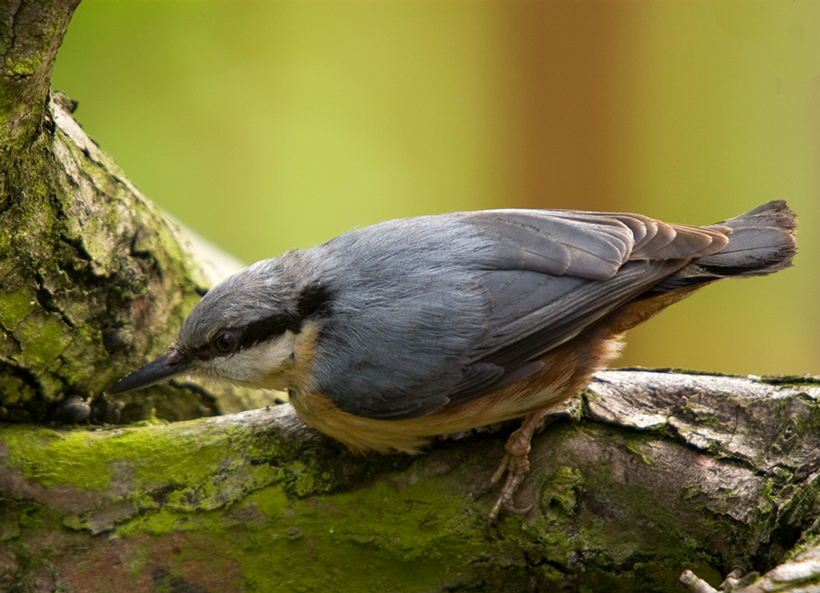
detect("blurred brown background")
[53,0,819,375]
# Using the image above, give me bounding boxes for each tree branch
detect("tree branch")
[3,370,820,591]
[0,0,80,148]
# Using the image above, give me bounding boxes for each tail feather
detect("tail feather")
[698,200,798,277]
[645,201,797,295]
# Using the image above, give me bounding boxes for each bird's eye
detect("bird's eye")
[211,331,237,356]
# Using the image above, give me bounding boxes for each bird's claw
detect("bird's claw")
[487,449,532,525]
[486,410,546,524]
[489,453,511,485]
[504,500,533,515]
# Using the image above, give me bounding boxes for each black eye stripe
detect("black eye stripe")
[237,312,301,350]
[186,312,303,362]
[190,294,326,362]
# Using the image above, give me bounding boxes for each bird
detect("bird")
[107,200,797,522]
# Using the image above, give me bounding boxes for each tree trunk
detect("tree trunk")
[0,0,274,423]
[2,2,818,592]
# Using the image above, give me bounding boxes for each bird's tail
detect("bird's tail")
[649,201,797,294]
[699,200,797,276]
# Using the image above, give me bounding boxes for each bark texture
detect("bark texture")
[0,0,273,423]
[3,371,820,592]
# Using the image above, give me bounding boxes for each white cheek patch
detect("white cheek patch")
[204,332,298,387]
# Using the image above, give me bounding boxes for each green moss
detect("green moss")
[761,480,775,502]
[35,372,65,400]
[16,504,47,530]
[117,508,190,537]
[124,426,226,486]
[125,545,150,584]
[54,355,94,386]
[1,418,298,530]
[1,417,768,591]
[2,423,203,491]
[0,502,24,542]
[0,289,36,328]
[0,375,36,405]
[113,462,488,593]
[626,438,651,464]
[92,435,485,588]
[9,57,41,76]
[535,425,749,584]
[794,401,820,440]
[15,311,71,366]
[62,514,84,530]
[758,376,820,388]
[247,484,289,518]
[3,426,114,490]
[541,466,583,520]
[14,185,57,251]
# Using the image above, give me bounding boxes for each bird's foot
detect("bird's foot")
[487,416,541,524]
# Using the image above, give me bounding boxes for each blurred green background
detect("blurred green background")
[52,0,819,376]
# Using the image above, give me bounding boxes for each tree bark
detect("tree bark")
[3,371,820,592]
[0,0,274,423]
[2,2,819,593]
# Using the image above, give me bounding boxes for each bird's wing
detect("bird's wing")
[458,209,727,279]
[314,209,728,420]
[439,210,728,406]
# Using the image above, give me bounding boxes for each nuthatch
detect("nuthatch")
[108,201,797,521]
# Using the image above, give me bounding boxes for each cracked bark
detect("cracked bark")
[2,2,819,593]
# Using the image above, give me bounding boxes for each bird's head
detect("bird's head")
[106,257,331,396]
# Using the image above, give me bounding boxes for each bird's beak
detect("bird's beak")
[105,349,192,395]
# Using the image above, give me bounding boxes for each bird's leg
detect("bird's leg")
[488,408,547,523]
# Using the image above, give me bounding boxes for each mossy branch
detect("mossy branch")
[3,371,820,592]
